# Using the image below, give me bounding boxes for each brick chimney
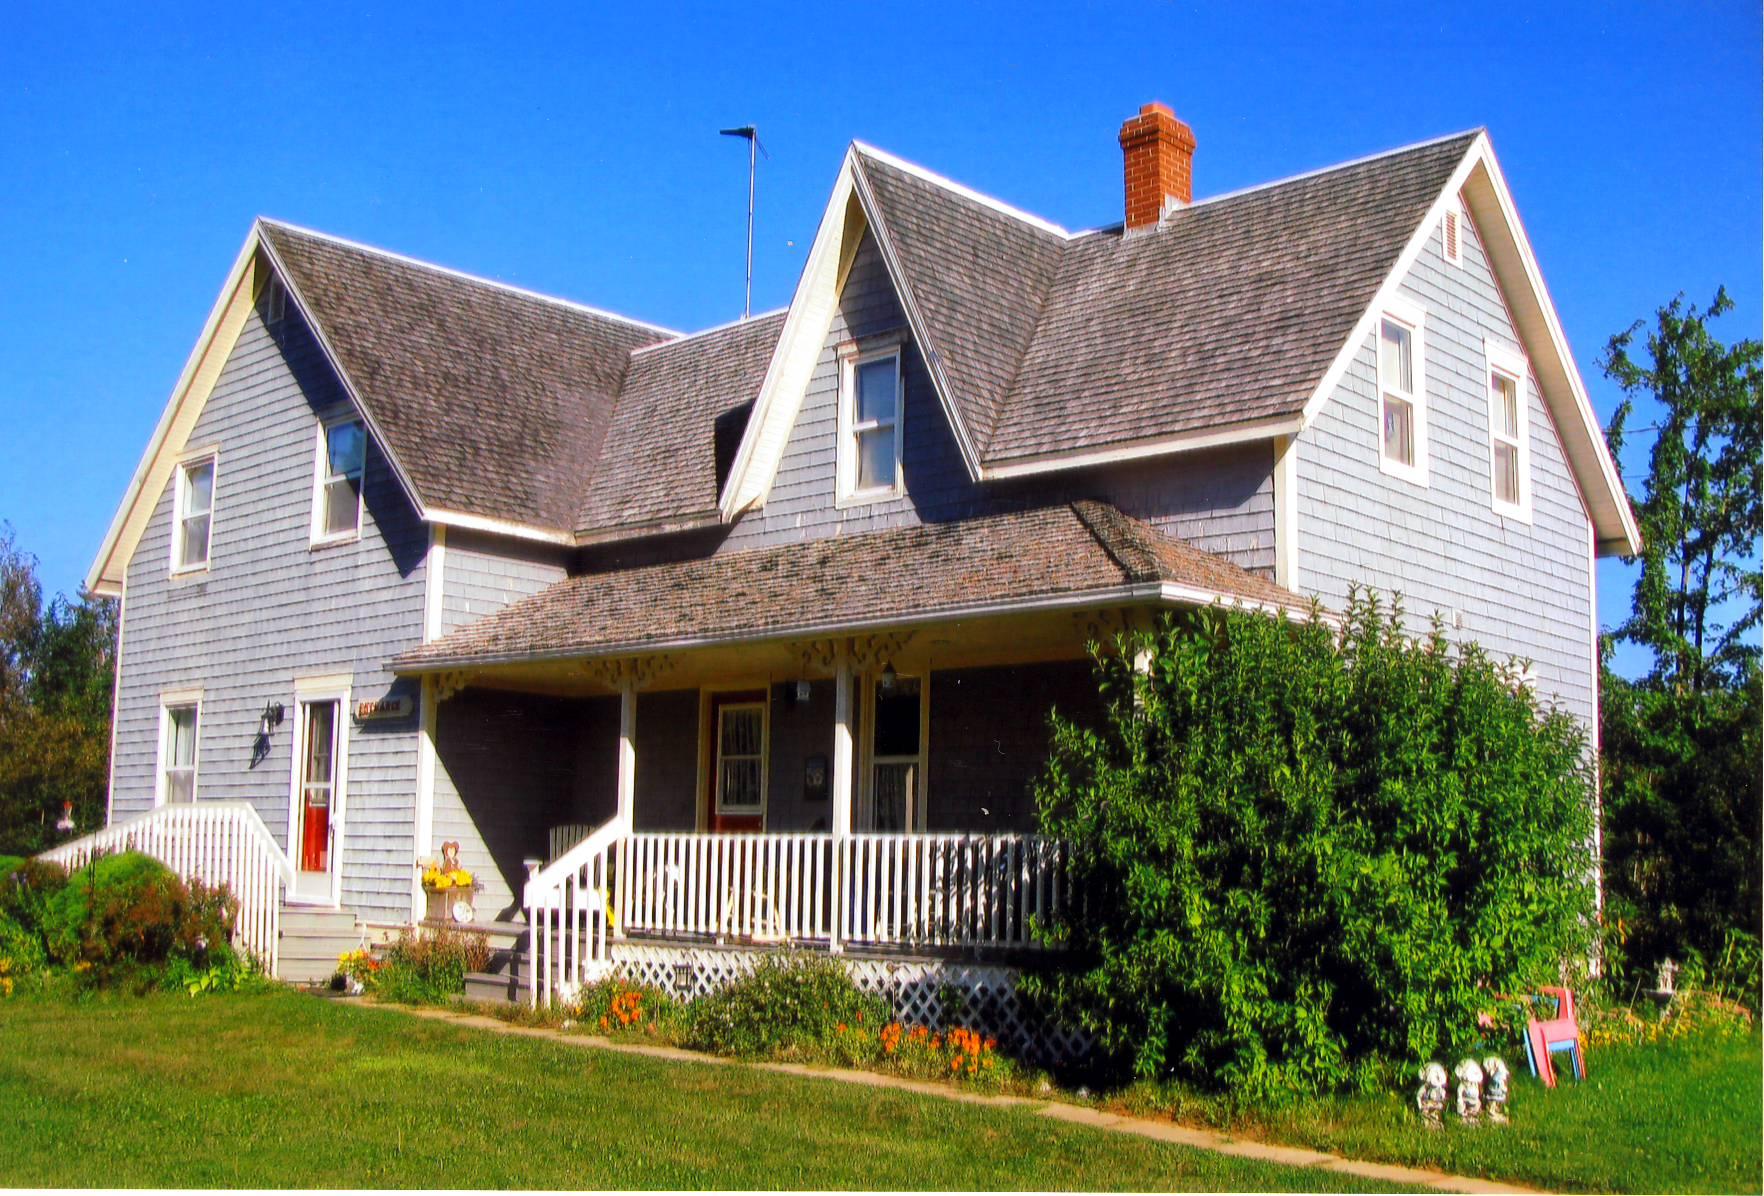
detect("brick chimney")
[1119,102,1196,230]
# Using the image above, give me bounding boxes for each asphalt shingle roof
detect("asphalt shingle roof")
[391,500,1305,671]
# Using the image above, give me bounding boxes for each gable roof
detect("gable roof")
[391,499,1306,673]
[258,220,675,535]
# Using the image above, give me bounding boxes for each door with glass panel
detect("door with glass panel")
[862,675,923,832]
[292,698,342,902]
[707,691,766,832]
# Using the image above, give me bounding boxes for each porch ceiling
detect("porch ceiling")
[390,499,1305,694]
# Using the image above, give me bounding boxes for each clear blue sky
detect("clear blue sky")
[2,2,1757,675]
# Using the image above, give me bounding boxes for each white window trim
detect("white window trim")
[264,277,286,325]
[155,689,203,807]
[1442,194,1465,268]
[857,671,929,833]
[835,343,906,505]
[712,698,769,817]
[1485,339,1534,523]
[287,675,352,909]
[169,450,218,576]
[310,413,366,547]
[1376,297,1429,487]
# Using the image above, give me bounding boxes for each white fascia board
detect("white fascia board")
[719,155,862,519]
[86,227,265,595]
[424,507,575,547]
[1295,133,1641,558]
[254,222,430,525]
[981,412,1304,479]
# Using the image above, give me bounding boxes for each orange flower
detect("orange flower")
[836,1023,848,1034]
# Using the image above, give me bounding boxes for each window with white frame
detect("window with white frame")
[313,417,366,542]
[160,701,200,803]
[838,346,903,501]
[1377,301,1428,484]
[714,701,766,814]
[172,456,215,572]
[1486,342,1532,519]
[865,674,923,832]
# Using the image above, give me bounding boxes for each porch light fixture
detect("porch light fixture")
[794,680,811,704]
[259,700,285,737]
[879,663,898,693]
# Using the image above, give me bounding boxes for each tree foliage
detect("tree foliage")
[1026,593,1595,1097]
[0,524,118,855]
[1598,287,1762,980]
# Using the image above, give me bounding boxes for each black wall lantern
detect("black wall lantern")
[251,700,285,769]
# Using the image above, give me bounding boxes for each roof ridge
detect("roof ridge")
[255,217,683,338]
[850,142,1073,240]
[1181,128,1485,213]
[629,307,788,357]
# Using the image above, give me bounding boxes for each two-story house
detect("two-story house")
[72,103,1638,1019]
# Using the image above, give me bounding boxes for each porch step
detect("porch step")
[276,905,364,984]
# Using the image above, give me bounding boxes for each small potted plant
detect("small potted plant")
[420,841,482,924]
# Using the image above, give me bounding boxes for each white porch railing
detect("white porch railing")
[38,802,295,974]
[525,820,1068,1005]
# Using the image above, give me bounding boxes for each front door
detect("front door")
[707,690,767,832]
[292,697,341,903]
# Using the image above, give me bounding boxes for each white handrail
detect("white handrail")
[525,817,628,1006]
[38,802,295,974]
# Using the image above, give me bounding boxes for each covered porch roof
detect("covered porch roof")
[391,500,1305,687]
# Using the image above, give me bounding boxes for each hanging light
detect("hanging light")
[879,663,898,693]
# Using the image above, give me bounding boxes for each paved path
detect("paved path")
[392,1004,1541,1195]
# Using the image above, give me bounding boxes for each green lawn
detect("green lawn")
[1117,1033,1763,1194]
[0,988,1408,1191]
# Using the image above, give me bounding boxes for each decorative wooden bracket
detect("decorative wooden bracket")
[849,630,915,670]
[432,671,472,703]
[579,654,676,690]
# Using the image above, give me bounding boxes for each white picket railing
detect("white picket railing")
[841,833,1064,950]
[616,832,836,943]
[523,819,623,1006]
[38,802,295,974]
[547,823,593,863]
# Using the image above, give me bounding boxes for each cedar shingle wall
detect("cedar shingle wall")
[1296,210,1595,727]
[112,302,427,924]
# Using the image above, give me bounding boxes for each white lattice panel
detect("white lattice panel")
[606,942,1089,1065]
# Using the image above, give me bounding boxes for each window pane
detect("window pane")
[324,476,362,535]
[1383,395,1414,466]
[303,702,336,788]
[870,763,913,831]
[874,678,921,757]
[327,421,366,477]
[1493,374,1520,438]
[167,706,197,768]
[855,358,898,424]
[720,759,762,808]
[184,462,213,515]
[1494,442,1520,505]
[1380,320,1412,394]
[720,706,762,756]
[180,513,210,568]
[165,771,194,804]
[856,426,896,490]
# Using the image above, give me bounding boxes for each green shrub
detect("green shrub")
[41,852,237,974]
[571,978,683,1038]
[370,927,491,1004]
[1026,592,1597,1097]
[0,856,24,878]
[0,857,68,938]
[684,950,887,1059]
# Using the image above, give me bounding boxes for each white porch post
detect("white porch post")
[830,644,854,952]
[617,682,637,830]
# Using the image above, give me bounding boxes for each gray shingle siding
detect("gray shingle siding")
[439,530,570,636]
[111,303,427,924]
[721,230,1275,573]
[1296,211,1595,726]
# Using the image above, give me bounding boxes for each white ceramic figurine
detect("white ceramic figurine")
[1415,1062,1448,1128]
[1481,1056,1510,1124]
[1454,1058,1484,1125]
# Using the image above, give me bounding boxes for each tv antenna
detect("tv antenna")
[720,125,768,320]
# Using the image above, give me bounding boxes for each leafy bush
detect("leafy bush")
[41,853,237,974]
[0,856,68,938]
[571,979,683,1038]
[369,927,491,1004]
[684,950,887,1059]
[1026,592,1597,1097]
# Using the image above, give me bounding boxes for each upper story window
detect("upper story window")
[159,698,200,804]
[312,416,366,543]
[837,345,904,503]
[1376,299,1428,486]
[1486,341,1532,520]
[172,455,215,572]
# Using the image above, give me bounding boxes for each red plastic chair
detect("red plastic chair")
[1524,985,1586,1087]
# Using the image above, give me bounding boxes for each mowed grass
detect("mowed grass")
[1119,1032,1763,1194]
[0,988,1411,1192]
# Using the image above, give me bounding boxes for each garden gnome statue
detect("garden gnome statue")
[1454,1058,1484,1125]
[1415,1062,1448,1128]
[1481,1056,1510,1124]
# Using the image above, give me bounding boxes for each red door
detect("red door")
[707,691,766,832]
[298,700,337,874]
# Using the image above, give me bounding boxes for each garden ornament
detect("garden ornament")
[1482,1055,1510,1124]
[1415,1062,1448,1128]
[1454,1058,1484,1125]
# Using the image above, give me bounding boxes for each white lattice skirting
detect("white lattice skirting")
[608,942,1089,1065]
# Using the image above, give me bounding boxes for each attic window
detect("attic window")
[1486,340,1532,521]
[172,455,215,572]
[312,416,366,543]
[1376,299,1428,486]
[265,278,286,324]
[837,345,904,503]
[1443,198,1464,267]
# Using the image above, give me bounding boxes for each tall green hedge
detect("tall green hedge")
[1025,592,1595,1096]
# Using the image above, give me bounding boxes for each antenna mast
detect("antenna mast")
[719,125,766,320]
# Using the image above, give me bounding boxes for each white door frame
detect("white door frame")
[286,674,351,907]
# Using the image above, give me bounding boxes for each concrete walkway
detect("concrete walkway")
[392,1004,1540,1195]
